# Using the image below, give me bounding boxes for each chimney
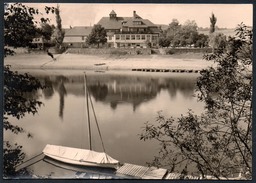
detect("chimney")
[133,11,136,18]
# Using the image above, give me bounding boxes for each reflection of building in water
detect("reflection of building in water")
[37,74,197,112]
[101,80,158,111]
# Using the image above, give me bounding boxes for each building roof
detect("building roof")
[65,26,92,36]
[109,10,116,15]
[97,11,158,30]
[97,17,157,29]
[123,18,156,28]
[97,17,128,30]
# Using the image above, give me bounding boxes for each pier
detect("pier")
[132,68,201,73]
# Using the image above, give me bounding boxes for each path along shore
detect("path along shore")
[4,53,216,71]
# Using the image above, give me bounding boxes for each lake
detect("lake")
[4,70,205,178]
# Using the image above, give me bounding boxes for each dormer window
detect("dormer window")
[133,21,142,25]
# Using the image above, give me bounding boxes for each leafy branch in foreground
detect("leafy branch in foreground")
[140,23,252,180]
[4,3,54,177]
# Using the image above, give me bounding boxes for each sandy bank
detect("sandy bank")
[4,53,215,71]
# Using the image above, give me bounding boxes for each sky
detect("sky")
[23,3,253,29]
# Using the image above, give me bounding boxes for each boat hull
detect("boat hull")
[43,144,119,169]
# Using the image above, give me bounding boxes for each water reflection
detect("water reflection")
[5,71,203,177]
[38,73,197,118]
[42,76,54,99]
[57,78,67,120]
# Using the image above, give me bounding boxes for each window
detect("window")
[133,21,142,25]
[141,35,145,40]
[121,35,125,40]
[136,35,141,40]
[116,35,120,40]
[147,35,151,40]
[126,35,130,40]
[131,35,135,40]
[152,35,158,41]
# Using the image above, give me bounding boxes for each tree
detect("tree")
[54,4,65,53]
[195,33,209,48]
[210,13,217,33]
[166,19,200,47]
[40,23,55,49]
[4,3,54,177]
[180,20,199,47]
[159,37,171,48]
[166,19,181,47]
[209,33,227,52]
[86,24,107,48]
[140,24,252,180]
[4,3,38,49]
[4,3,55,55]
[41,23,55,41]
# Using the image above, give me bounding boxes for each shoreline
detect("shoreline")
[4,53,215,71]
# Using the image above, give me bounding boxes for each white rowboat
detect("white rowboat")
[43,144,119,169]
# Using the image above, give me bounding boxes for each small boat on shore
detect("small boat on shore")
[43,144,119,169]
[43,73,120,169]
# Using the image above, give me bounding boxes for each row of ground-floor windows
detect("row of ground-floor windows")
[112,34,158,41]
[116,42,157,48]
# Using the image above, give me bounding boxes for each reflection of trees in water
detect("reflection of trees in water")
[40,75,68,120]
[110,102,118,110]
[58,80,67,120]
[89,82,108,101]
[54,76,69,120]
[34,74,197,113]
[164,78,196,98]
[42,76,54,100]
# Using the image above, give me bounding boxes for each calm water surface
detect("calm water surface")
[4,70,204,177]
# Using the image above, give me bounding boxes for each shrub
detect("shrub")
[166,49,175,55]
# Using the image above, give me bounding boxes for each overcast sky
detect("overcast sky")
[24,3,252,29]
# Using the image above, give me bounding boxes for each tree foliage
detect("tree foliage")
[4,3,55,56]
[86,24,107,48]
[140,24,252,180]
[159,37,171,48]
[40,23,55,41]
[210,13,217,33]
[164,19,208,48]
[3,142,32,178]
[4,3,37,48]
[209,33,227,52]
[4,3,54,177]
[54,4,65,52]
